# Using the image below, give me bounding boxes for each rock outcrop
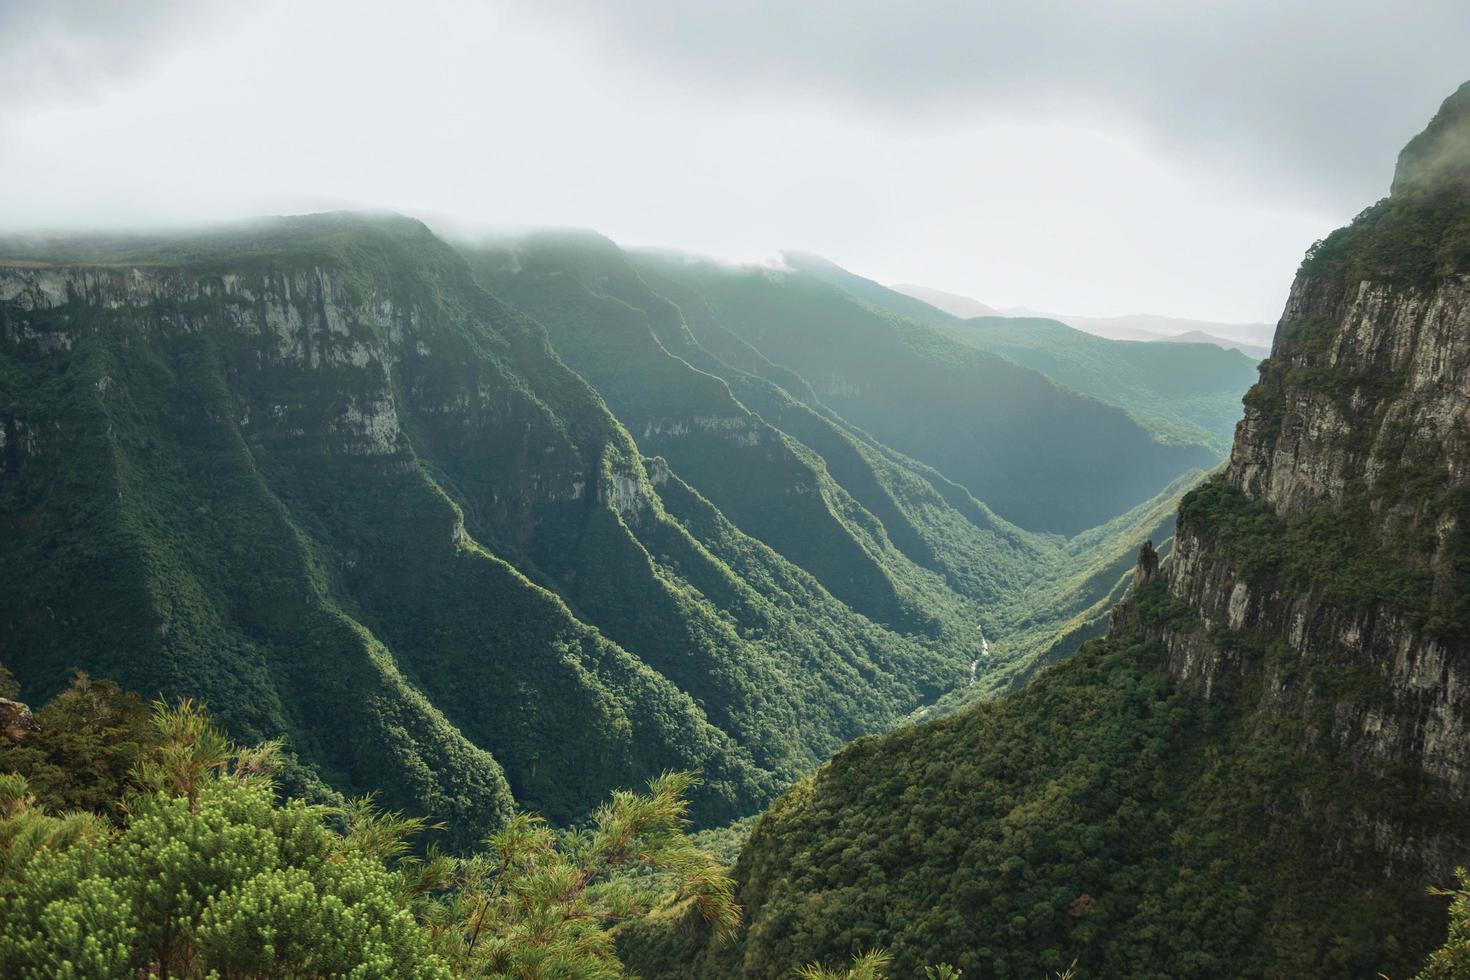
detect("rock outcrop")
[0,698,37,742]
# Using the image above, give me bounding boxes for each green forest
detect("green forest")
[0,209,1228,842]
[3,663,1467,977]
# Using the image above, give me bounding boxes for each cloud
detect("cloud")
[504,0,1470,210]
[0,0,1456,322]
[0,0,235,107]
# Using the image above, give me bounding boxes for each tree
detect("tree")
[0,692,738,979]
[0,670,156,818]
[0,700,449,979]
[1417,868,1470,979]
[423,770,739,978]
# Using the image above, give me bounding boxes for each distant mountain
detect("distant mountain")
[890,282,1274,355]
[948,316,1259,455]
[888,282,997,319]
[1057,311,1275,351]
[1157,328,1271,359]
[636,249,1214,535]
[791,258,1257,457]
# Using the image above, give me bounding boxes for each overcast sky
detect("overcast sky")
[1,1,1467,322]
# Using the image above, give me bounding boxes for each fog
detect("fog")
[2,0,1466,322]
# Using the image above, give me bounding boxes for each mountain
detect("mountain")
[779,256,1257,457]
[0,213,1197,847]
[889,282,1274,354]
[1156,329,1270,359]
[887,282,997,319]
[621,82,1470,978]
[634,249,1216,534]
[456,230,1201,697]
[1055,312,1275,349]
[937,317,1259,454]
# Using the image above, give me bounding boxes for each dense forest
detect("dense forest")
[2,663,1467,977]
[7,0,1470,968]
[0,207,1235,840]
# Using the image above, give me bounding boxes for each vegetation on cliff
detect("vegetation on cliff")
[627,248,1214,535]
[618,583,1448,978]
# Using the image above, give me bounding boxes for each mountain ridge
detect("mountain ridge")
[888,281,1273,354]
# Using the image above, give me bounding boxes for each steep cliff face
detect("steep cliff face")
[1155,82,1470,878]
[0,228,767,843]
[460,231,1198,703]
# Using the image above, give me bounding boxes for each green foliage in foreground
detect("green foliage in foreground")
[0,698,736,979]
[4,674,1463,980]
[1417,869,1470,979]
[795,950,971,980]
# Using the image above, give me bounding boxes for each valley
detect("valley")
[2,6,1468,973]
[0,216,1232,842]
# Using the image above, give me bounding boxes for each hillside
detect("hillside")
[1156,329,1270,359]
[888,282,997,319]
[888,283,1275,353]
[459,232,1198,699]
[942,316,1259,453]
[629,250,1214,534]
[785,255,1254,463]
[621,82,1470,978]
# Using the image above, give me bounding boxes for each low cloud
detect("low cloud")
[508,0,1470,211]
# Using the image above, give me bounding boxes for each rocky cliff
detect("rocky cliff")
[1152,82,1470,880]
[0,215,962,844]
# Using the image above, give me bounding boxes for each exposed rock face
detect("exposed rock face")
[1127,84,1470,882]
[0,698,37,742]
[0,214,990,840]
[0,220,774,841]
[1133,539,1159,587]
[1227,274,1470,524]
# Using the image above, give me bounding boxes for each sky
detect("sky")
[1,1,1467,323]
